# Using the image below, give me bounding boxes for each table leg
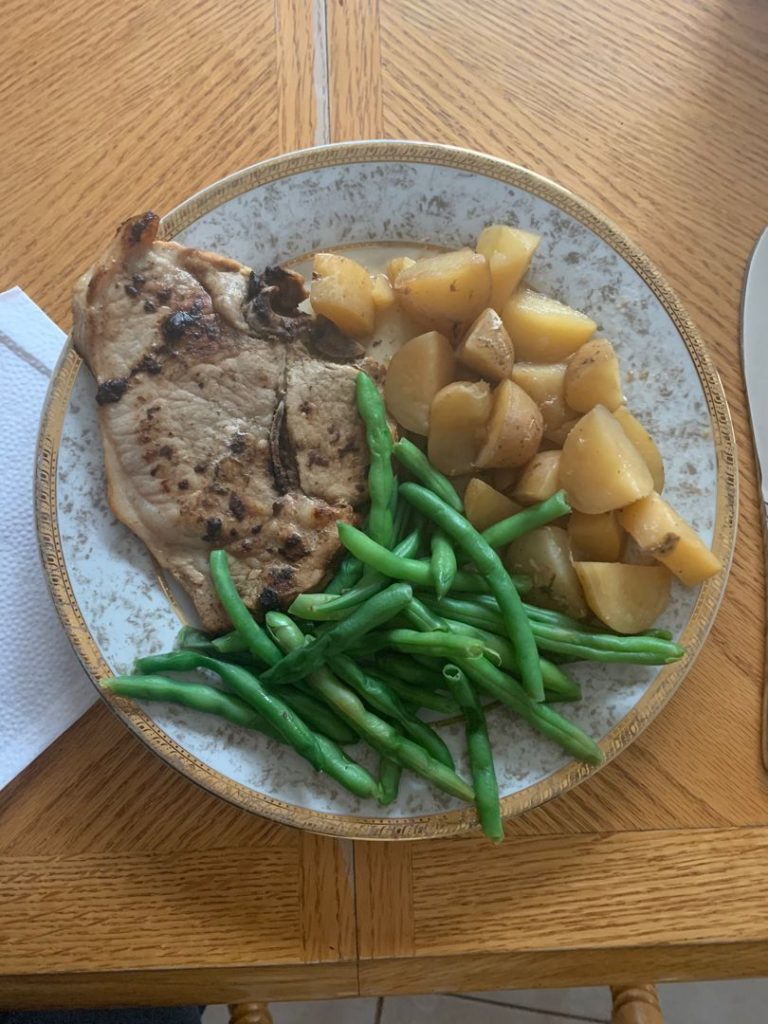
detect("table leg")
[229,1004,273,1024]
[611,984,664,1023]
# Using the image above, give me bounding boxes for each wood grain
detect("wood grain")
[3,0,768,1005]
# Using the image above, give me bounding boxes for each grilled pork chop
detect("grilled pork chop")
[73,212,378,632]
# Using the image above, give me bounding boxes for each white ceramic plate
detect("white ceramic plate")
[36,141,737,839]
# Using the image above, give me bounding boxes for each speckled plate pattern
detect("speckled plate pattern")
[36,141,737,839]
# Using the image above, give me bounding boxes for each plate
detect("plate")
[36,141,737,839]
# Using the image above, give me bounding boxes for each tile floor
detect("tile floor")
[203,979,768,1023]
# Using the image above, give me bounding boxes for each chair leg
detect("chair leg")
[228,1003,274,1024]
[611,984,664,1024]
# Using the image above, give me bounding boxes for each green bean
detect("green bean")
[337,523,489,593]
[356,371,397,548]
[354,628,485,662]
[430,529,458,599]
[289,528,423,621]
[377,756,402,805]
[442,665,502,843]
[359,667,459,715]
[279,686,358,744]
[330,655,455,767]
[102,674,284,742]
[261,583,413,685]
[371,652,449,690]
[393,437,464,512]
[456,655,603,765]
[134,652,380,799]
[481,490,571,548]
[400,594,449,634]
[267,614,474,802]
[324,552,365,595]
[208,550,282,666]
[400,483,545,702]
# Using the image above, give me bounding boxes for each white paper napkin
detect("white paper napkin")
[0,287,95,790]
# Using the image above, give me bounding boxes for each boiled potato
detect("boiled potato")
[618,492,722,586]
[491,466,521,493]
[370,273,396,312]
[384,331,455,434]
[505,526,588,619]
[476,224,541,311]
[573,562,671,633]
[559,405,653,513]
[544,416,580,447]
[456,308,515,380]
[464,477,522,532]
[511,362,570,432]
[428,380,492,476]
[501,288,597,362]
[614,406,665,492]
[513,450,562,505]
[564,338,623,412]
[475,379,544,469]
[394,249,492,328]
[386,255,415,284]
[310,252,375,337]
[568,511,624,562]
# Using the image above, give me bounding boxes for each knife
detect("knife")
[741,227,768,770]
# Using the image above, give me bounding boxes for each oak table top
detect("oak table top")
[2,0,768,1010]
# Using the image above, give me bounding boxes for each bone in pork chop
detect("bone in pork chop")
[73,212,380,632]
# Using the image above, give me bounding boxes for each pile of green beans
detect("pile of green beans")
[102,370,685,843]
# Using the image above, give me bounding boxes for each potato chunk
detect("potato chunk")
[476,224,541,311]
[394,249,491,328]
[501,288,597,362]
[568,511,624,562]
[384,331,455,434]
[559,405,653,513]
[618,492,722,586]
[475,379,544,469]
[310,252,375,337]
[456,308,515,381]
[614,406,665,493]
[573,562,671,633]
[428,380,492,476]
[564,339,623,412]
[386,256,416,284]
[512,450,562,505]
[370,273,396,312]
[506,526,588,619]
[511,362,570,432]
[464,478,522,532]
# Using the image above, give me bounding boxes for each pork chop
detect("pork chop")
[73,212,379,632]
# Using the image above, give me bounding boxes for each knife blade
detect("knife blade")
[741,227,768,770]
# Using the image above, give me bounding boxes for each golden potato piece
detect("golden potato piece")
[476,224,541,311]
[513,450,562,506]
[456,308,515,381]
[565,338,623,413]
[618,492,722,586]
[428,380,492,476]
[568,511,624,562]
[384,331,455,434]
[491,466,521,494]
[395,249,491,327]
[614,406,665,493]
[506,526,588,619]
[475,379,544,469]
[464,478,522,532]
[544,415,579,447]
[511,362,570,432]
[501,288,597,362]
[386,255,416,285]
[310,252,375,337]
[573,562,671,633]
[370,273,396,312]
[559,405,653,513]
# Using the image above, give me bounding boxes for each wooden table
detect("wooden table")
[2,0,768,1009]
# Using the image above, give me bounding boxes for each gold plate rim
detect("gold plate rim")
[35,140,738,841]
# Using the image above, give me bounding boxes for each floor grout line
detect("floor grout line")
[450,992,610,1024]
